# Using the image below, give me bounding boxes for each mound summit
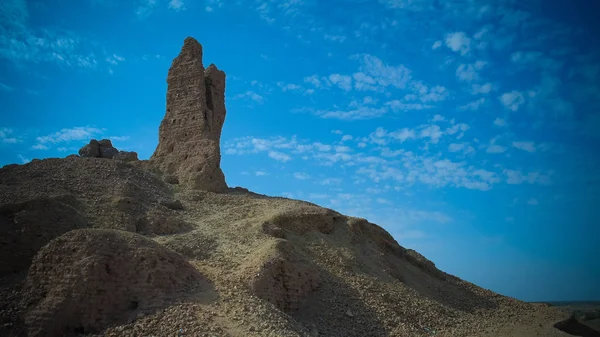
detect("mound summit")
[0,37,577,337]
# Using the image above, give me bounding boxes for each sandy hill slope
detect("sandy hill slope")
[0,37,582,337]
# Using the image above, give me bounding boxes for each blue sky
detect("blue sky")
[1,0,599,302]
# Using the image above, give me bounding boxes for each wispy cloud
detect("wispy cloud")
[0,127,20,144]
[233,90,264,104]
[168,0,185,11]
[293,172,310,180]
[512,141,536,153]
[268,151,291,162]
[0,0,122,70]
[34,126,103,150]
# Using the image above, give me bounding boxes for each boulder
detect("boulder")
[78,139,100,157]
[77,140,137,162]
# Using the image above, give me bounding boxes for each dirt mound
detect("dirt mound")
[21,228,212,337]
[243,239,321,313]
[0,195,87,277]
[0,157,190,236]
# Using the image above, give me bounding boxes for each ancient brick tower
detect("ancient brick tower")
[151,37,228,192]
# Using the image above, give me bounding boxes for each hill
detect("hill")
[0,37,580,337]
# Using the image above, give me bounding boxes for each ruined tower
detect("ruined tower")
[150,37,228,192]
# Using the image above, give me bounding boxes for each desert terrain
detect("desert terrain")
[0,37,595,337]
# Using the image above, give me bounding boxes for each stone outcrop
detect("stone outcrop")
[150,37,228,193]
[78,139,138,162]
[21,228,207,337]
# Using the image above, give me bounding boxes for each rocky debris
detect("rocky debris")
[136,210,193,235]
[21,228,210,337]
[150,37,228,193]
[262,221,285,238]
[0,195,87,277]
[78,139,138,162]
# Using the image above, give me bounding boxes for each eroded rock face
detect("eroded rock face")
[21,228,208,337]
[150,37,228,193]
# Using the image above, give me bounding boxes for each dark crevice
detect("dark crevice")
[204,76,214,112]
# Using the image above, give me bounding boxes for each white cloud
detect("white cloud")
[136,0,158,19]
[419,125,443,144]
[255,171,268,176]
[459,98,486,111]
[386,100,433,112]
[431,114,445,122]
[512,141,536,153]
[389,128,416,142]
[36,126,103,144]
[168,0,186,11]
[341,135,353,141]
[486,136,506,154]
[472,83,492,95]
[504,169,552,185]
[486,144,506,153]
[0,128,20,144]
[493,118,507,127]
[448,142,475,155]
[0,1,109,70]
[105,54,125,65]
[445,32,471,56]
[527,198,539,205]
[432,40,442,49]
[356,54,412,89]
[304,75,322,88]
[268,151,291,162]
[316,106,388,120]
[499,91,525,111]
[328,74,352,91]
[234,91,264,104]
[456,63,479,82]
[31,144,49,150]
[320,177,342,185]
[293,172,310,180]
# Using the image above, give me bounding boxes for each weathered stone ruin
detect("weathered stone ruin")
[150,37,228,193]
[78,139,138,162]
